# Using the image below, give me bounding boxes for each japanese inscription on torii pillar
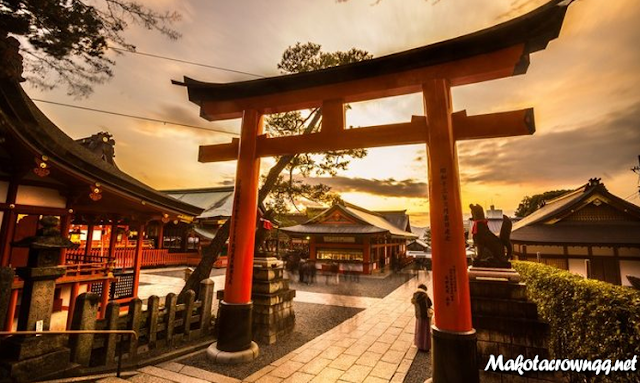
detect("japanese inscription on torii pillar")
[175,1,571,380]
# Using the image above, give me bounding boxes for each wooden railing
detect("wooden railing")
[69,279,214,368]
[65,248,201,268]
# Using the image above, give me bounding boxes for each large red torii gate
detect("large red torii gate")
[176,1,570,380]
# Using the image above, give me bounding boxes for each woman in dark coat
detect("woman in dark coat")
[411,283,432,351]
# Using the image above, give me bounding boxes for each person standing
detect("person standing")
[411,283,433,351]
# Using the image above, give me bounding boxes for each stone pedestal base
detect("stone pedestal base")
[216,301,253,352]
[470,278,557,382]
[431,327,479,383]
[0,335,71,382]
[206,341,259,364]
[468,266,521,282]
[252,257,296,345]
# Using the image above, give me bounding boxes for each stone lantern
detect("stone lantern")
[0,216,75,381]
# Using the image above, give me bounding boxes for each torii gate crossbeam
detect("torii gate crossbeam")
[176,1,570,381]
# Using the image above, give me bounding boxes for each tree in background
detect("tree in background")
[179,43,371,299]
[514,189,572,218]
[0,0,180,97]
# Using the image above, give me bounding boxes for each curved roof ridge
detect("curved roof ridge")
[0,80,203,217]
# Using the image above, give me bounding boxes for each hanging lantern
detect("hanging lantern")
[33,155,50,177]
[89,183,102,201]
[161,213,170,224]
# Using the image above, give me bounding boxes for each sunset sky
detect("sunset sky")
[22,0,640,227]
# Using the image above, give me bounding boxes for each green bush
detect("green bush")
[513,261,640,383]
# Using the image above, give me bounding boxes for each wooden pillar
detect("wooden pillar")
[132,223,144,297]
[363,237,370,274]
[309,236,316,261]
[157,223,164,249]
[423,79,478,382]
[107,223,117,264]
[99,278,110,319]
[66,282,81,330]
[83,223,94,263]
[0,180,19,267]
[59,213,72,265]
[4,288,18,331]
[216,109,262,354]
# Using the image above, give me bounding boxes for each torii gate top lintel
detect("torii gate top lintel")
[176,0,569,123]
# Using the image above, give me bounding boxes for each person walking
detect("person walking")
[411,283,433,351]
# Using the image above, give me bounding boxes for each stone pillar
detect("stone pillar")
[470,279,557,382]
[198,279,214,335]
[0,267,14,330]
[251,254,296,344]
[69,292,100,366]
[0,216,75,382]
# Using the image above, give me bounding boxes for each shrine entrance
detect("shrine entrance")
[177,1,571,380]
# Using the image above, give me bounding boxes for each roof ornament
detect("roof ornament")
[588,177,602,187]
[0,32,25,82]
[33,155,50,177]
[89,183,103,201]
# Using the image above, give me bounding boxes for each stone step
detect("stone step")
[96,377,131,383]
[127,372,178,383]
[469,280,527,300]
[472,314,549,343]
[471,296,539,319]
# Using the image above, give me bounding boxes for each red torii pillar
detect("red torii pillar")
[215,110,263,353]
[424,79,477,381]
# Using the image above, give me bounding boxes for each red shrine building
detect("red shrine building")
[281,203,416,274]
[0,79,203,331]
[511,178,640,286]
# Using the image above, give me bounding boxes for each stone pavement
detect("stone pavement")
[139,268,383,309]
[112,270,433,383]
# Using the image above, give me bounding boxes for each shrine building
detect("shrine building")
[0,78,203,331]
[281,203,416,274]
[511,178,640,286]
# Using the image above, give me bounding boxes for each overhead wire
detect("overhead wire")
[29,45,271,136]
[108,47,266,78]
[32,99,239,136]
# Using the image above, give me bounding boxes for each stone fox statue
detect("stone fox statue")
[469,204,512,267]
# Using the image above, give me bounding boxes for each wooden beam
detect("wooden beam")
[198,116,427,162]
[453,108,534,140]
[321,99,345,136]
[199,45,526,120]
[198,108,535,163]
[198,137,239,165]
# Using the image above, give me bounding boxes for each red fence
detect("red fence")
[65,248,201,268]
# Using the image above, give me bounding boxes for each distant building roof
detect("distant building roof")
[163,187,234,219]
[0,80,203,218]
[511,178,640,245]
[281,203,416,239]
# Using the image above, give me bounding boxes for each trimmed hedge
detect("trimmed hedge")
[513,261,640,382]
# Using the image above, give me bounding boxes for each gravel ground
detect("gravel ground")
[287,269,417,298]
[405,349,432,382]
[178,301,363,380]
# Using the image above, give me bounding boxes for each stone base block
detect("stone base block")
[468,267,521,282]
[0,334,68,360]
[470,280,527,300]
[217,301,253,352]
[206,341,259,365]
[0,347,70,382]
[431,327,479,383]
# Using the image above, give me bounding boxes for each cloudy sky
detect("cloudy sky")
[22,0,640,226]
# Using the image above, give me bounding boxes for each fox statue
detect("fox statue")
[469,204,512,268]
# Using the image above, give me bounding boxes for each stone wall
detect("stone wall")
[471,280,564,382]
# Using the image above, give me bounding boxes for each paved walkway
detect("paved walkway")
[122,270,432,383]
[139,269,384,309]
